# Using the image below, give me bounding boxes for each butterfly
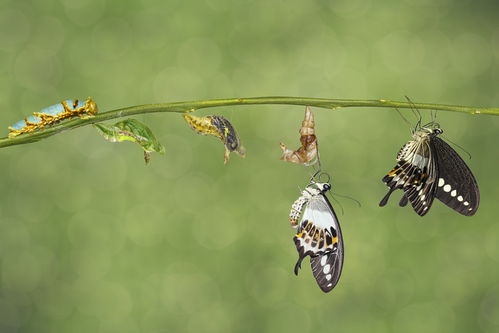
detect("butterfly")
[289,181,344,292]
[379,122,479,216]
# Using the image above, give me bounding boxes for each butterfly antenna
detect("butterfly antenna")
[311,168,321,179]
[442,136,472,160]
[333,192,362,208]
[318,171,331,184]
[330,195,345,216]
[395,107,413,133]
[405,95,422,130]
[432,110,440,128]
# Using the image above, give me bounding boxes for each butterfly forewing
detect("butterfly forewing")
[431,136,479,216]
[293,185,343,292]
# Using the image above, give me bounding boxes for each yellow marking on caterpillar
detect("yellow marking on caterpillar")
[8,97,97,138]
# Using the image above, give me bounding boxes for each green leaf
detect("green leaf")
[93,118,165,164]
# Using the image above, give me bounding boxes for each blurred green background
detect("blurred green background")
[0,0,499,332]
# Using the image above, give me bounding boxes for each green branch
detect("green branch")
[1,96,498,149]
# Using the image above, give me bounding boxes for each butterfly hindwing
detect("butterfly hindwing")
[431,136,479,216]
[311,250,342,293]
[380,137,437,216]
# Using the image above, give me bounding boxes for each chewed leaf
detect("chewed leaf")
[93,118,165,164]
[280,106,318,166]
[183,113,245,164]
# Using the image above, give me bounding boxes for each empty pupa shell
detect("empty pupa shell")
[280,106,318,166]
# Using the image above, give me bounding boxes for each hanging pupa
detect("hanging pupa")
[183,113,245,164]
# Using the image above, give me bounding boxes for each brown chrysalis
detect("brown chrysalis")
[280,106,318,166]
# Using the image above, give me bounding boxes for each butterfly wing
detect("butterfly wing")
[431,136,479,216]
[380,137,437,216]
[294,193,343,292]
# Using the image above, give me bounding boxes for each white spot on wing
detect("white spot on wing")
[327,283,332,287]
[443,184,451,192]
[438,178,445,187]
[457,196,463,202]
[326,274,332,281]
[421,194,426,201]
[451,190,457,197]
[323,264,331,274]
[320,256,327,266]
[464,201,469,206]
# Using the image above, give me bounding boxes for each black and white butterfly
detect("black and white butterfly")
[289,181,344,292]
[380,122,479,216]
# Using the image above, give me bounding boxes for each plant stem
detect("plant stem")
[1,96,497,149]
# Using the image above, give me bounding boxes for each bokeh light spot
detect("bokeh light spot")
[125,204,166,247]
[377,31,426,73]
[451,33,492,77]
[392,302,455,333]
[161,271,221,314]
[0,9,30,49]
[245,264,289,306]
[92,18,132,61]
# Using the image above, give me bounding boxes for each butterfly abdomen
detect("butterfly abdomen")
[289,193,310,227]
[396,142,411,160]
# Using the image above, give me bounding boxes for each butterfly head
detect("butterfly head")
[414,121,443,139]
[307,182,331,194]
[420,120,442,132]
[432,128,443,135]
